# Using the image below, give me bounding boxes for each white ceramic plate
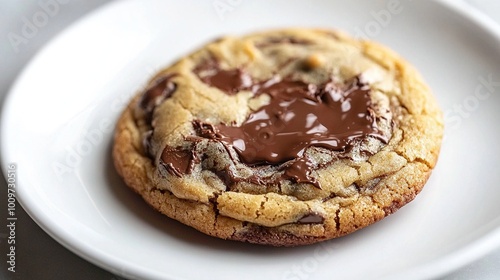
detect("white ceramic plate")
[3,0,500,279]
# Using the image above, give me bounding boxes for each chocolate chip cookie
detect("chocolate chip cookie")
[113,28,443,246]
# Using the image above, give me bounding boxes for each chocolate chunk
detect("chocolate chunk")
[298,213,325,224]
[142,130,154,159]
[160,146,196,177]
[139,74,177,113]
[194,59,252,94]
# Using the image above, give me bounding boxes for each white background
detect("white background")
[1,0,500,279]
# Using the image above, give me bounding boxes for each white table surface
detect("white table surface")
[1,1,499,279]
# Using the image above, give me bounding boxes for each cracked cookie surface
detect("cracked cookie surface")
[113,28,443,246]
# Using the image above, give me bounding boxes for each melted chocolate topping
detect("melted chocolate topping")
[198,76,386,187]
[214,77,384,164]
[151,60,389,189]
